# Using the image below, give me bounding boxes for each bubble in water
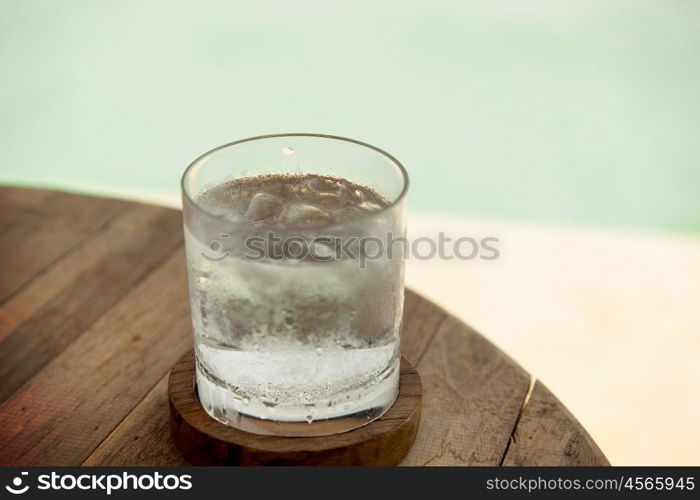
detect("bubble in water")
[315,347,323,355]
[305,414,313,423]
[282,146,295,155]
[199,272,210,283]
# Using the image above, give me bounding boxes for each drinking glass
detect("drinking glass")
[181,133,408,436]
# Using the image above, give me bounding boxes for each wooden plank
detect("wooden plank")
[0,216,84,303]
[0,189,129,231]
[0,186,54,212]
[0,206,183,403]
[402,314,531,465]
[401,288,448,365]
[0,189,129,302]
[502,380,610,465]
[0,248,192,466]
[0,205,178,343]
[83,376,188,466]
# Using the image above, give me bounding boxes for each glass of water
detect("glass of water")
[181,134,408,436]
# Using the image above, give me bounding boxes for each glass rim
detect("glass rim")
[181,133,409,229]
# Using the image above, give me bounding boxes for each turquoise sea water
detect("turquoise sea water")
[1,0,699,231]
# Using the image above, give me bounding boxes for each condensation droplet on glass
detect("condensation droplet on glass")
[283,310,294,329]
[305,414,313,423]
[199,303,208,325]
[315,347,323,355]
[282,146,295,155]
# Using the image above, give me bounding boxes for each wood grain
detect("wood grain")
[0,186,53,212]
[0,190,128,303]
[0,204,185,342]
[0,205,183,403]
[0,249,191,465]
[83,376,188,466]
[0,186,609,466]
[402,315,531,465]
[502,381,610,465]
[401,289,447,365]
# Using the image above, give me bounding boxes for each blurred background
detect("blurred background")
[1,0,698,464]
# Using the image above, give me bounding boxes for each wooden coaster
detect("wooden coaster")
[168,349,421,466]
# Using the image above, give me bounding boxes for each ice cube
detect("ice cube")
[307,177,358,203]
[349,188,365,202]
[245,192,282,222]
[335,182,352,202]
[306,177,340,195]
[277,202,334,228]
[358,201,383,212]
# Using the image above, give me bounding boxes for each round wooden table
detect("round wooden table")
[0,187,608,466]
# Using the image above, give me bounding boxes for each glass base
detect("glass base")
[195,364,399,437]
